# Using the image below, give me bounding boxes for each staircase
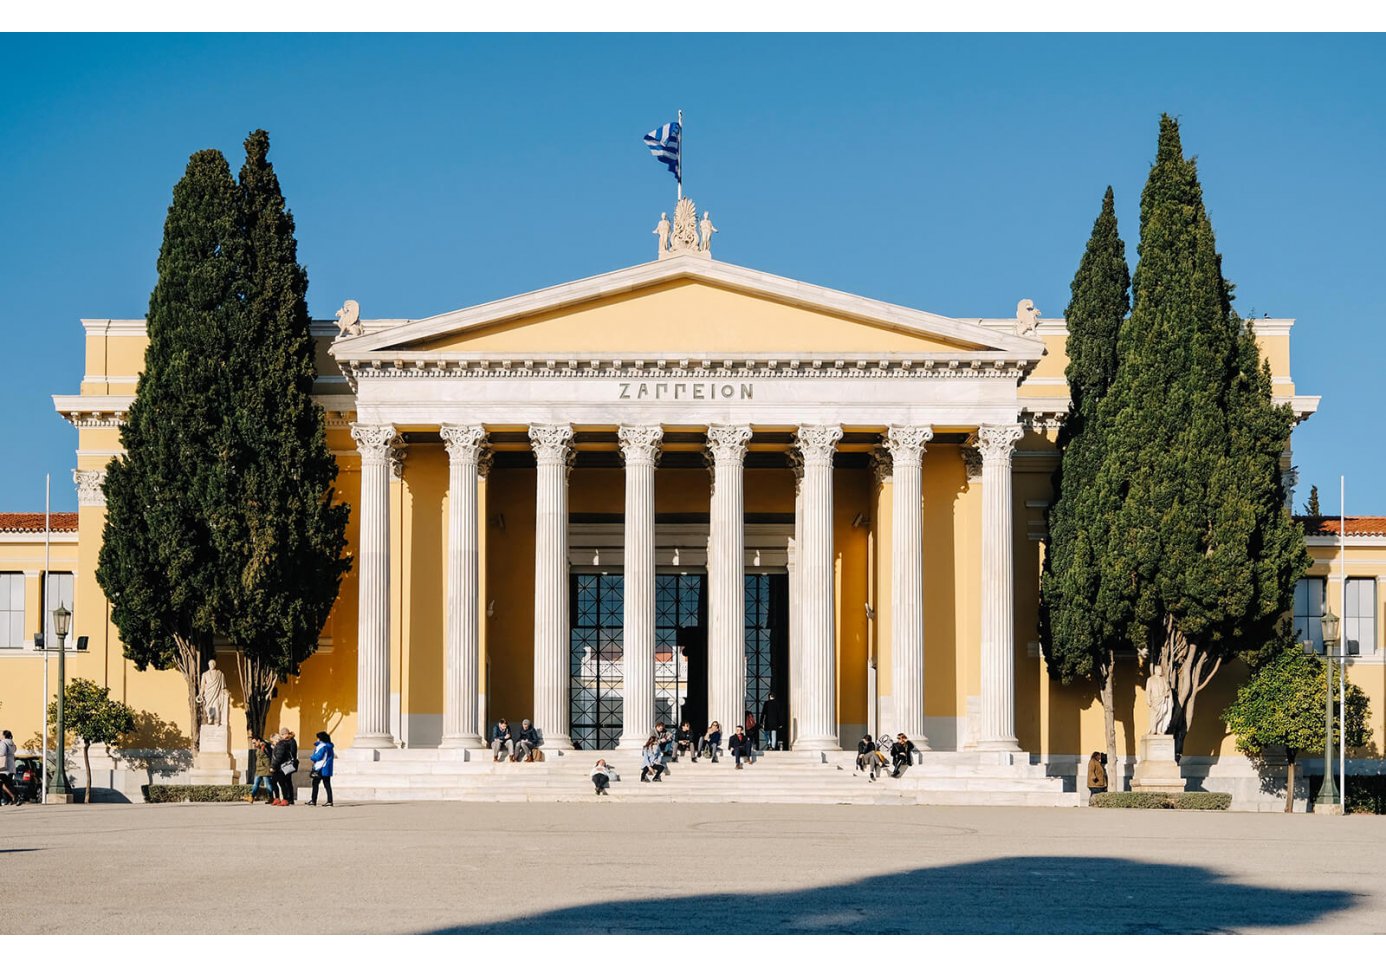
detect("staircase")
[331,748,1078,807]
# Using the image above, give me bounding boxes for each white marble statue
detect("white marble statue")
[1146,664,1173,735]
[199,659,227,726]
[653,213,670,255]
[671,197,699,251]
[1015,298,1040,336]
[335,299,362,338]
[699,211,717,253]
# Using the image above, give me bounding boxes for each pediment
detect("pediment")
[332,255,1042,362]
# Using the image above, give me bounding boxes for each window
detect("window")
[0,573,23,649]
[1345,578,1378,657]
[42,572,75,648]
[1294,577,1325,653]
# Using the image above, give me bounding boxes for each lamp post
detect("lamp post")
[1315,606,1340,812]
[46,604,72,802]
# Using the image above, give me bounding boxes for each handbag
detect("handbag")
[310,768,322,779]
[280,760,298,775]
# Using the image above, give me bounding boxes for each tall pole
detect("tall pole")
[1316,640,1338,809]
[1340,475,1347,808]
[677,108,683,202]
[41,474,50,798]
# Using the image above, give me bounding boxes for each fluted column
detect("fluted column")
[795,424,844,750]
[440,424,487,749]
[618,425,663,748]
[351,423,398,749]
[706,425,752,736]
[530,423,575,749]
[978,424,1023,752]
[885,425,933,749]
[787,448,804,747]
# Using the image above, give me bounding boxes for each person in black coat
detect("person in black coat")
[674,722,694,760]
[695,721,722,762]
[891,733,917,778]
[513,719,541,761]
[759,693,783,751]
[270,728,299,805]
[726,725,754,770]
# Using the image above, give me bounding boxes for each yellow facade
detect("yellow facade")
[25,259,1380,797]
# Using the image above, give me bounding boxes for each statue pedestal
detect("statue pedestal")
[188,720,239,785]
[1131,733,1185,795]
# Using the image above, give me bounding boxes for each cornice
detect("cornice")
[53,394,355,429]
[81,318,348,339]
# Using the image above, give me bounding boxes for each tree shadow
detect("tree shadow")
[117,711,194,782]
[431,855,1354,934]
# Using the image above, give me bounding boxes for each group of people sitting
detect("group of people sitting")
[490,718,543,762]
[854,732,918,782]
[589,718,765,794]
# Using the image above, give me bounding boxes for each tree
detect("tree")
[1222,635,1372,812]
[47,678,136,805]
[218,130,350,740]
[98,149,244,752]
[1040,186,1130,782]
[1305,485,1321,517]
[1094,115,1310,753]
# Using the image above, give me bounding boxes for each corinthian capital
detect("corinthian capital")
[74,468,108,507]
[352,423,399,464]
[884,425,933,466]
[793,424,844,466]
[706,424,753,465]
[976,424,1023,463]
[528,424,575,465]
[441,424,488,464]
[618,425,664,465]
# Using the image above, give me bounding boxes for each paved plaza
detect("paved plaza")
[2,801,1381,934]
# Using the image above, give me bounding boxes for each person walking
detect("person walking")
[591,758,616,795]
[308,731,335,807]
[248,736,277,803]
[270,728,299,806]
[695,721,722,762]
[759,692,783,751]
[1087,751,1108,801]
[491,719,513,762]
[640,735,665,782]
[1,730,18,805]
[744,710,760,751]
[727,724,753,770]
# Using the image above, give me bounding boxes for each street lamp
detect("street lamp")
[1315,606,1340,812]
[46,604,72,801]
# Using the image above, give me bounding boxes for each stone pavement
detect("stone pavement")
[1,800,1381,933]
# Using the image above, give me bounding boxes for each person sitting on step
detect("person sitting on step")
[675,721,694,760]
[639,735,666,782]
[513,719,541,761]
[855,733,876,776]
[491,719,513,762]
[727,725,754,770]
[654,722,676,761]
[891,733,918,778]
[695,721,722,762]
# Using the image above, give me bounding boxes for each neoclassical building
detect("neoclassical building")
[10,206,1380,804]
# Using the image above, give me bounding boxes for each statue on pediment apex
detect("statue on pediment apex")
[671,197,699,252]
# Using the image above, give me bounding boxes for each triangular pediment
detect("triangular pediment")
[332,255,1042,361]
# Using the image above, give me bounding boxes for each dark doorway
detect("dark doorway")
[745,572,790,746]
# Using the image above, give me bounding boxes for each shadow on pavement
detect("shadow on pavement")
[432,855,1355,934]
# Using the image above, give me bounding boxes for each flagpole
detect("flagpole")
[1339,474,1347,809]
[677,108,684,202]
[41,473,50,799]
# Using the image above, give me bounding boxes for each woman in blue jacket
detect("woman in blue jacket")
[309,731,335,807]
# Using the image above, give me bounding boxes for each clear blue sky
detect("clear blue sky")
[1,34,1381,514]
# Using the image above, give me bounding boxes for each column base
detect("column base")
[539,735,574,751]
[976,738,1021,753]
[617,735,648,750]
[793,737,842,752]
[352,733,398,750]
[439,735,485,750]
[44,792,74,805]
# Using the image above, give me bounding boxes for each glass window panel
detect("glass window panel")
[0,574,25,649]
[1294,578,1326,653]
[1346,578,1376,657]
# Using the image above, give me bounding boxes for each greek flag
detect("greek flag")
[643,120,681,182]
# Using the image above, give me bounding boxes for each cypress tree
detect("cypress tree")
[1305,485,1321,517]
[97,149,242,751]
[1040,187,1130,778]
[219,130,350,740]
[1096,115,1310,753]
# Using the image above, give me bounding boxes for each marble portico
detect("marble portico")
[331,251,1046,755]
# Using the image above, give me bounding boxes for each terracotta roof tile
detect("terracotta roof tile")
[1297,516,1386,538]
[0,512,80,533]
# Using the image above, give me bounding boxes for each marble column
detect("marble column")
[618,425,663,748]
[351,423,398,749]
[978,423,1024,752]
[787,448,804,748]
[794,424,844,750]
[530,423,575,749]
[440,424,487,749]
[706,425,753,737]
[885,425,933,749]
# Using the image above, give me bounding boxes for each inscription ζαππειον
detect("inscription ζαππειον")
[617,382,754,401]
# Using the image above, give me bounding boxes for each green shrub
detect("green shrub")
[145,784,252,803]
[1090,791,1231,810]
